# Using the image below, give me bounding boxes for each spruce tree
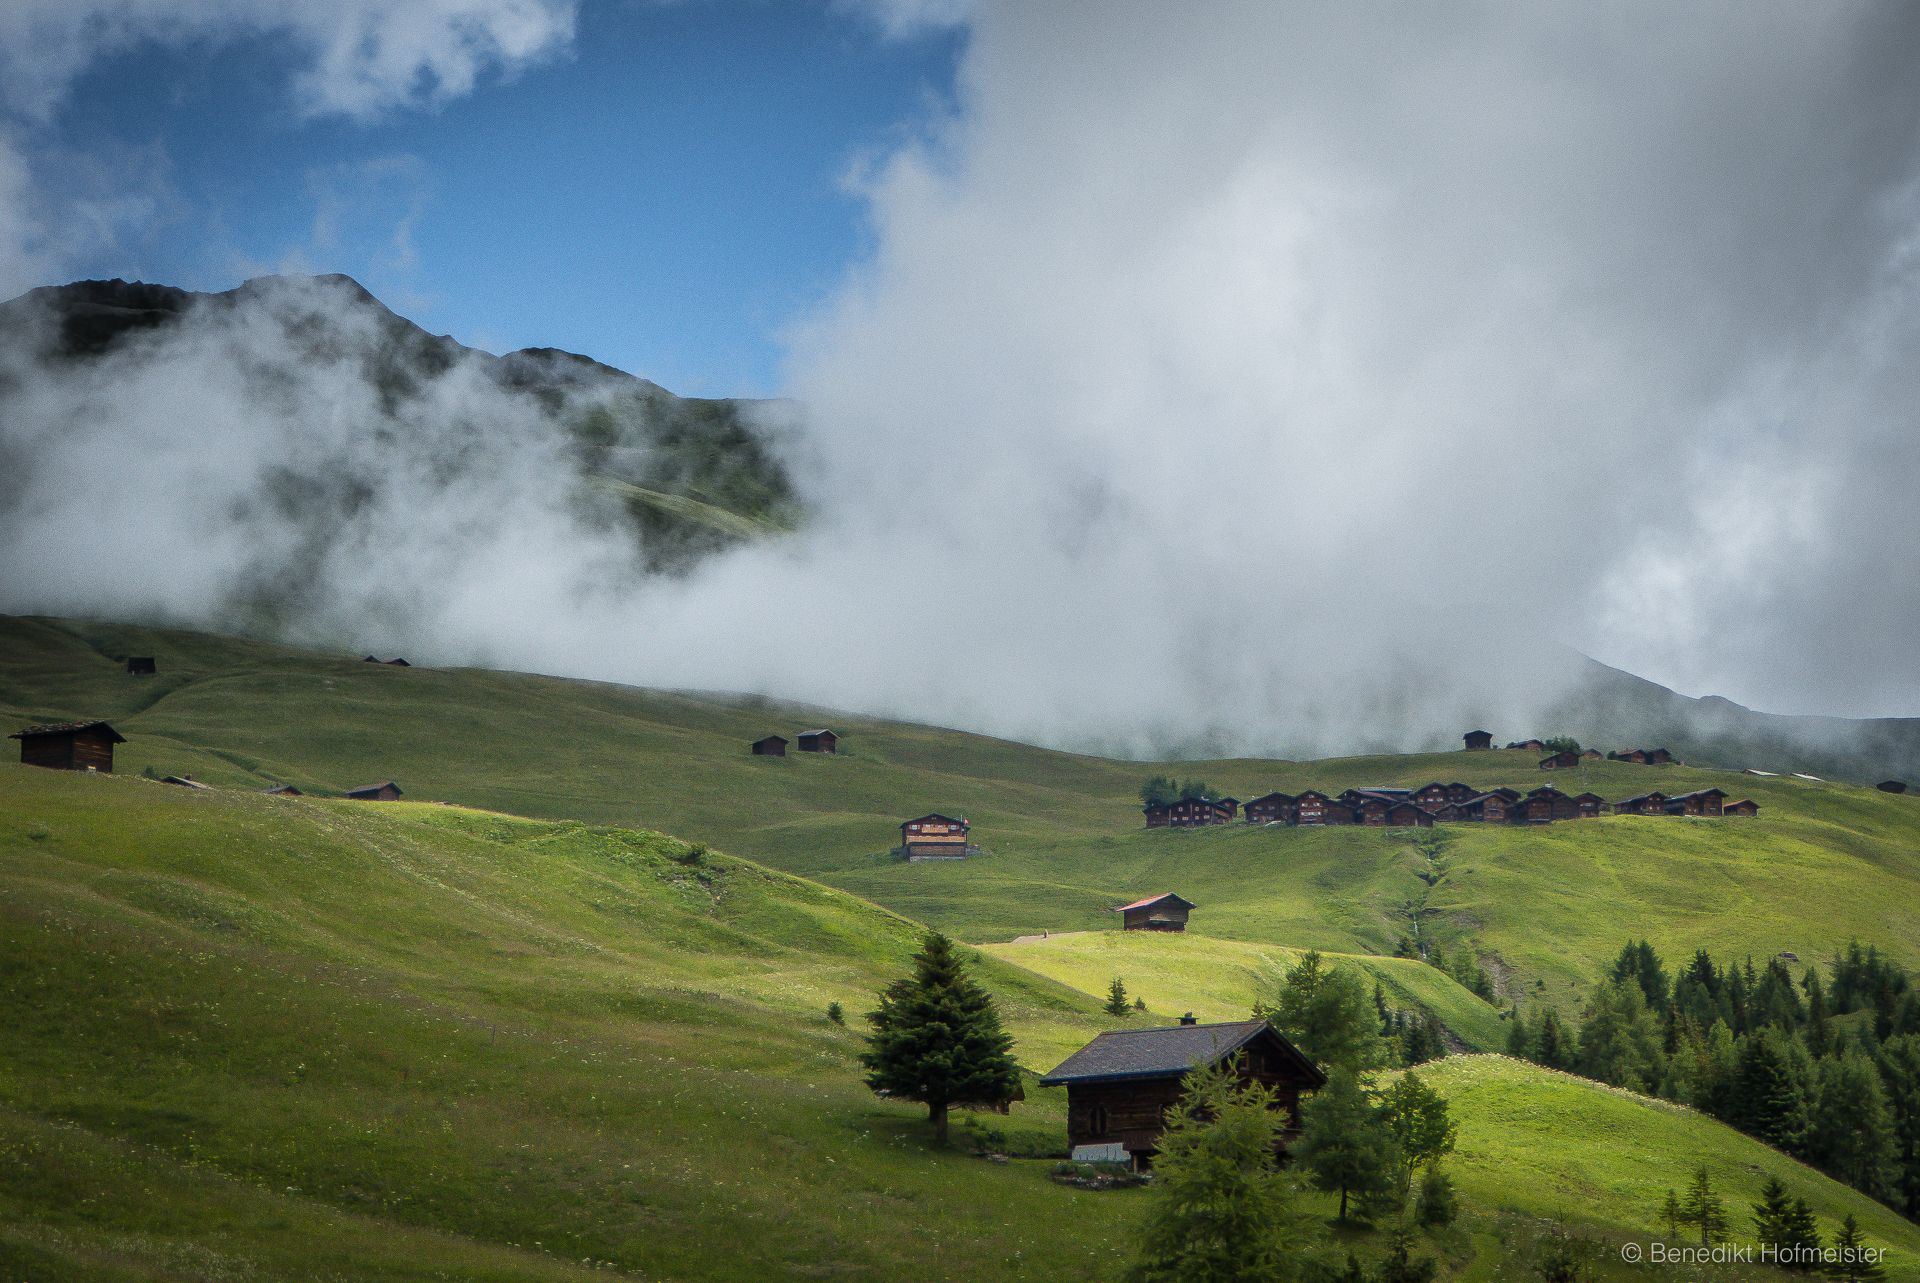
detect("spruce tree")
[1679,1166,1729,1247]
[1126,1064,1310,1283]
[1105,976,1131,1017]
[1878,1034,1920,1218]
[1730,1029,1811,1155]
[1293,1067,1400,1222]
[861,932,1020,1142]
[1778,1198,1822,1273]
[1826,1214,1885,1283]
[1507,1007,1535,1060]
[1575,978,1664,1091]
[1810,1052,1896,1199]
[1661,1188,1682,1240]
[1536,1008,1568,1071]
[1753,1178,1806,1265]
[1416,1163,1458,1227]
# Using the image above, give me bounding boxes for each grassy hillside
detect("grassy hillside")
[0,763,1139,1281]
[980,931,1509,1053]
[6,612,1920,1021]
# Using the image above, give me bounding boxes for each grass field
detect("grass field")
[8,613,1918,1023]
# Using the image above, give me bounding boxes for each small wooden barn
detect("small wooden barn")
[1646,748,1676,765]
[1293,790,1354,826]
[264,783,303,796]
[1351,794,1392,826]
[796,729,839,754]
[1411,782,1453,809]
[1145,797,1234,828]
[1614,791,1669,816]
[1385,801,1435,828]
[750,735,788,756]
[1666,788,1727,817]
[1609,749,1651,765]
[345,781,403,801]
[1509,789,1560,824]
[1040,1019,1324,1168]
[1724,799,1760,817]
[899,813,970,859]
[1114,893,1194,932]
[1463,730,1493,751]
[1539,751,1579,770]
[1877,780,1908,795]
[1243,792,1298,824]
[11,721,124,773]
[1507,739,1546,752]
[1580,749,1604,760]
[1572,792,1604,818]
[1459,792,1510,823]
[125,656,156,675]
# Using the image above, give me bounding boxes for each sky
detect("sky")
[3,0,961,396]
[4,1,1920,746]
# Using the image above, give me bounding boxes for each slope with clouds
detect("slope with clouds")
[3,2,1919,761]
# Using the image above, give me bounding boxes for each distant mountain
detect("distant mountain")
[0,274,804,575]
[1542,653,1920,785]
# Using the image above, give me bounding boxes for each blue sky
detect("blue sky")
[41,2,962,397]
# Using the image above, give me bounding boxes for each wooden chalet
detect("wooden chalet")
[1509,788,1562,824]
[1293,790,1354,826]
[1243,792,1297,824]
[1572,792,1604,818]
[1040,1019,1324,1168]
[1613,791,1669,816]
[1507,739,1546,752]
[796,729,839,754]
[345,781,403,801]
[750,735,788,756]
[1538,751,1579,770]
[1724,799,1760,817]
[1489,787,1522,801]
[1427,801,1468,822]
[125,656,156,675]
[1463,729,1493,751]
[1144,797,1235,828]
[263,783,303,796]
[1877,780,1908,795]
[1459,792,1510,823]
[899,813,970,859]
[1384,801,1435,828]
[11,720,124,773]
[1666,789,1727,817]
[1646,748,1676,765]
[1580,749,1604,760]
[1413,781,1476,809]
[1609,749,1651,765]
[1114,893,1194,932]
[1350,793,1393,826]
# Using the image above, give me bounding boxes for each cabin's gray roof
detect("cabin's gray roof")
[9,719,125,743]
[1041,1020,1281,1086]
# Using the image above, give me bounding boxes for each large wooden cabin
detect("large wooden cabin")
[1459,792,1510,822]
[125,656,156,675]
[10,721,124,773]
[750,735,788,756]
[1292,790,1353,826]
[1613,791,1670,816]
[1114,893,1194,932]
[1463,729,1493,751]
[899,813,970,859]
[1666,789,1727,817]
[796,729,839,754]
[1572,792,1604,818]
[1385,801,1435,828]
[1040,1019,1324,1168]
[1538,751,1579,770]
[1144,797,1235,827]
[1724,799,1760,817]
[1507,739,1547,752]
[1243,792,1298,824]
[345,781,403,801]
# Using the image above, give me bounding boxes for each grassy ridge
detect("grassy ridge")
[0,764,1138,1281]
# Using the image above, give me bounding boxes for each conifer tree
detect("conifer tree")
[1258,951,1387,1073]
[1536,1008,1568,1071]
[1753,1177,1821,1269]
[1730,1029,1811,1155]
[861,932,1020,1142]
[1679,1166,1729,1247]
[1378,1071,1456,1191]
[1507,1007,1535,1060]
[1809,1052,1896,1199]
[1878,1034,1920,1218]
[1105,976,1131,1017]
[1416,1163,1458,1227]
[1293,1067,1400,1222]
[1826,1214,1885,1283]
[1661,1188,1682,1241]
[1575,978,1665,1091]
[1126,1063,1310,1283]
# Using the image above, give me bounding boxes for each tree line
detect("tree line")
[1508,939,1920,1218]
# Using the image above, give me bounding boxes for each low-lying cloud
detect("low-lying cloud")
[5,3,1920,756]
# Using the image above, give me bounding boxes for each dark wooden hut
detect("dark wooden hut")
[1613,791,1669,816]
[1243,792,1298,824]
[796,729,839,754]
[345,781,403,801]
[1646,748,1676,765]
[1293,790,1353,826]
[1538,751,1579,770]
[899,813,970,859]
[750,735,788,756]
[1351,794,1392,826]
[1145,797,1234,828]
[1876,780,1907,795]
[1666,788,1727,817]
[1385,801,1435,828]
[1572,792,1604,818]
[1724,799,1760,817]
[1040,1020,1324,1168]
[1609,749,1650,765]
[1463,729,1494,751]
[1459,792,1510,823]
[11,720,124,773]
[125,656,156,675]
[1114,893,1194,932]
[1507,739,1547,752]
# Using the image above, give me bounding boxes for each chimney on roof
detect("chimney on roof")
[1179,1012,1197,1026]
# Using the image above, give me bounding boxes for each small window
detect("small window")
[1089,1105,1110,1136]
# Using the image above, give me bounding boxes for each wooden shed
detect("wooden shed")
[1539,751,1579,770]
[1610,749,1651,765]
[1459,792,1510,823]
[1243,792,1298,824]
[750,735,788,757]
[1646,748,1676,765]
[796,729,838,754]
[899,813,970,859]
[1507,739,1546,752]
[1385,801,1435,828]
[1463,729,1493,751]
[1572,792,1604,818]
[1724,798,1760,817]
[1114,893,1195,932]
[125,656,156,675]
[345,781,403,801]
[1613,791,1669,816]
[1144,797,1234,828]
[1666,788,1727,817]
[1292,790,1354,826]
[1040,1019,1324,1169]
[11,721,124,773]
[1876,780,1908,795]
[264,783,303,796]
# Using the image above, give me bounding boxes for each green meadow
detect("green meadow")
[6,613,1920,1279]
